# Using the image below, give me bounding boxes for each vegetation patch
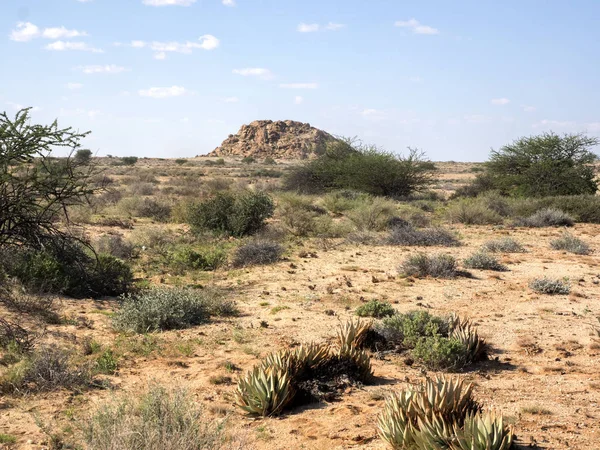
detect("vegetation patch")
[550,232,591,255]
[355,300,396,318]
[529,277,570,295]
[514,208,574,228]
[482,237,525,253]
[387,225,460,247]
[463,252,508,271]
[232,240,283,267]
[401,253,458,279]
[112,287,237,333]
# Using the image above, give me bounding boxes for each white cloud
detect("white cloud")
[42,26,87,39]
[10,22,89,42]
[75,0,94,2]
[394,18,439,35]
[142,0,196,5]
[224,96,239,103]
[297,23,320,32]
[10,22,40,42]
[232,68,273,79]
[522,105,536,112]
[139,86,188,98]
[297,22,344,33]
[154,52,166,60]
[66,82,83,90]
[76,64,128,74]
[131,40,146,48]
[45,41,103,52]
[279,83,318,89]
[294,96,304,104]
[128,35,219,59]
[324,22,345,30]
[222,0,235,6]
[361,108,388,120]
[491,98,510,105]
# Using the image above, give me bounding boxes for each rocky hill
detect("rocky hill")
[207,120,338,159]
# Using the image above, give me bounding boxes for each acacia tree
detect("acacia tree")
[0,108,97,250]
[486,132,599,197]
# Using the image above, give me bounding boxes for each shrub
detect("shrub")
[232,240,283,267]
[484,132,598,197]
[264,157,276,165]
[175,158,187,165]
[388,225,460,247]
[277,193,325,236]
[187,191,274,237]
[120,156,138,166]
[95,349,118,375]
[529,277,570,295]
[347,196,397,231]
[463,252,508,271]
[96,234,134,259]
[550,232,591,255]
[241,156,255,164]
[1,247,133,298]
[135,198,172,222]
[355,300,395,318]
[482,237,525,253]
[74,149,93,164]
[112,287,236,333]
[82,385,226,450]
[375,312,486,371]
[400,253,457,278]
[446,199,503,225]
[283,140,435,197]
[515,208,574,227]
[169,245,228,272]
[1,346,93,393]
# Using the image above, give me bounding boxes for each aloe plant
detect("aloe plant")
[235,366,294,416]
[451,411,513,450]
[337,318,373,353]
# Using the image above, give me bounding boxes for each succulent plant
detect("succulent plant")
[340,345,373,382]
[337,318,373,353]
[235,365,294,416]
[451,411,514,450]
[378,391,417,449]
[449,318,486,364]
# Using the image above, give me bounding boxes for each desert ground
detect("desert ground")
[1,158,599,450]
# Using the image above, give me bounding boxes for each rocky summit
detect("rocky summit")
[207,120,338,159]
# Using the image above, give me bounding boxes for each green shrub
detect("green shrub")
[112,287,236,333]
[446,199,503,225]
[82,384,226,450]
[241,156,255,164]
[482,238,525,253]
[283,140,435,197]
[74,149,93,164]
[95,349,118,375]
[232,240,283,267]
[169,245,228,272]
[187,191,274,237]
[0,434,16,445]
[120,156,138,166]
[484,132,599,197]
[263,157,277,165]
[388,225,460,247]
[1,247,133,299]
[375,311,485,371]
[277,193,324,236]
[550,232,591,255]
[250,169,283,178]
[463,252,508,271]
[515,208,574,227]
[175,158,187,165]
[347,196,397,231]
[529,277,570,295]
[355,300,395,318]
[401,253,457,278]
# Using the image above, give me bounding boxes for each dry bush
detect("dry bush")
[515,208,574,227]
[550,232,591,255]
[482,238,525,253]
[400,253,458,278]
[529,277,570,295]
[233,241,283,267]
[463,252,508,271]
[446,199,503,225]
[388,225,460,247]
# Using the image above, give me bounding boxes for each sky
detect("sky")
[1,0,600,161]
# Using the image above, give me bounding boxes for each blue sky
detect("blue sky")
[2,0,599,161]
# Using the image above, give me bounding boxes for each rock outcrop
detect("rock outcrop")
[207,120,338,159]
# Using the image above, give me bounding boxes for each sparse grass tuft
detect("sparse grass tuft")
[233,240,283,267]
[515,208,574,227]
[550,232,591,255]
[82,384,227,450]
[463,251,508,271]
[482,237,525,253]
[400,253,458,278]
[529,277,570,295]
[388,225,460,247]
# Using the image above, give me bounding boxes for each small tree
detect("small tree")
[485,132,598,197]
[283,139,435,197]
[74,149,93,165]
